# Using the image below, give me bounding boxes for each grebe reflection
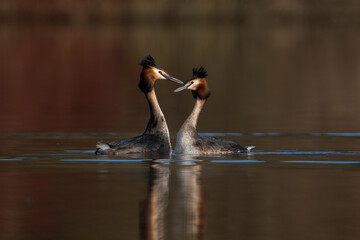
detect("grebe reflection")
[140,158,206,240]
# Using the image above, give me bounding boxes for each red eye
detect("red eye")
[191,81,194,84]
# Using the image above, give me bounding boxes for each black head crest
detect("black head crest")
[139,55,157,68]
[192,66,208,79]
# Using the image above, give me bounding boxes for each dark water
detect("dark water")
[1,133,360,240]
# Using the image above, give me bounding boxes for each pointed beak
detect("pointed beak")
[159,71,183,84]
[174,85,189,92]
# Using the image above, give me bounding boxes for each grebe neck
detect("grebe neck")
[182,98,206,131]
[144,89,170,138]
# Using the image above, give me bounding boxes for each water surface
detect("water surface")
[1,133,360,240]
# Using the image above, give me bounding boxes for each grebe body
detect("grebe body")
[96,56,183,155]
[174,67,254,154]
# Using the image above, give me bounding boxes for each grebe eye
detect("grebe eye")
[191,81,194,84]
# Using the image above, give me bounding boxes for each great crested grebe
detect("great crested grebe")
[95,55,183,155]
[174,67,254,154]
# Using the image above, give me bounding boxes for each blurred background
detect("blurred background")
[1,0,360,134]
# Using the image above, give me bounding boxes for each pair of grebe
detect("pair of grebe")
[96,56,254,155]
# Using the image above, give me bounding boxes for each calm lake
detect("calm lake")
[1,133,360,240]
[1,3,360,239]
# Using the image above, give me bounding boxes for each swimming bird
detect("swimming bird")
[174,67,254,154]
[95,55,183,155]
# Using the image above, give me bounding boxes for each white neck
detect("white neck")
[182,98,205,131]
[144,90,171,141]
[175,98,206,154]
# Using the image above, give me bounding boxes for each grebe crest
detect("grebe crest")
[139,55,183,93]
[174,67,211,100]
[174,66,254,154]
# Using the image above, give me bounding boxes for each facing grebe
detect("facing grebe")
[95,55,183,155]
[174,67,254,154]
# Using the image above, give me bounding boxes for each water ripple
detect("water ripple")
[0,157,24,161]
[251,151,360,155]
[61,159,151,162]
[210,160,265,163]
[311,133,360,137]
[282,160,360,164]
[198,132,360,137]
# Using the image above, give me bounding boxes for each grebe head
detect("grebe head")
[174,66,211,99]
[139,55,183,93]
